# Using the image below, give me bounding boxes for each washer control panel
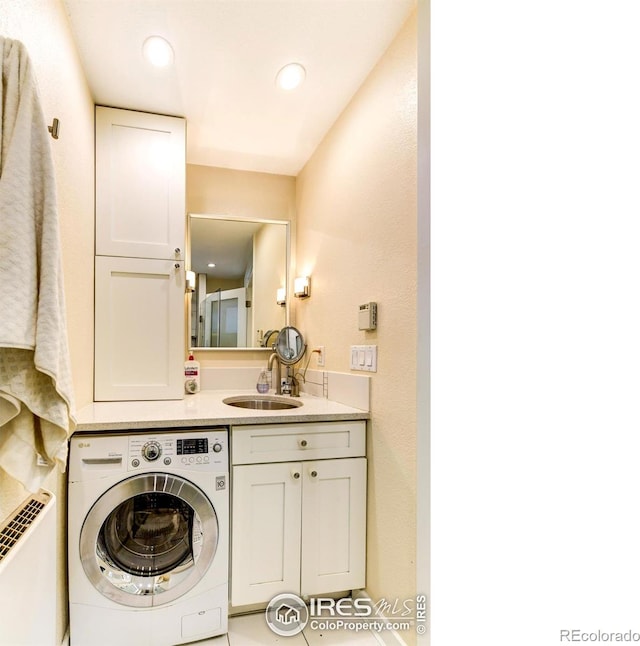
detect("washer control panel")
[128,428,228,472]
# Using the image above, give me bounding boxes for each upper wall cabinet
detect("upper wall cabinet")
[95,107,186,260]
[94,107,186,401]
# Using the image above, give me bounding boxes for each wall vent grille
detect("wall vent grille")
[0,491,50,563]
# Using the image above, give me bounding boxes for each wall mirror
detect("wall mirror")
[188,214,289,350]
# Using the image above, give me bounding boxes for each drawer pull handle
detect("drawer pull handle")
[292,471,301,480]
[299,439,308,448]
[310,470,318,478]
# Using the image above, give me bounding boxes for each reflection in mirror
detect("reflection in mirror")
[189,214,289,349]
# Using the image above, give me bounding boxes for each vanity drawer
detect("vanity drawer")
[231,421,366,464]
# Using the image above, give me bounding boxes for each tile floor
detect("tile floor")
[197,611,384,645]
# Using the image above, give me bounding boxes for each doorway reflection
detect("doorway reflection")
[200,287,248,348]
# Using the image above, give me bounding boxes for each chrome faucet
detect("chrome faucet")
[267,353,281,394]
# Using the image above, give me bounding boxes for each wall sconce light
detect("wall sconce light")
[276,287,286,306]
[186,270,196,292]
[294,276,311,299]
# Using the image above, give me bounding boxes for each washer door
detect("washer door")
[80,473,218,607]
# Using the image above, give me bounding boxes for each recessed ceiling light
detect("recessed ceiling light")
[142,36,174,68]
[275,63,306,91]
[207,263,216,268]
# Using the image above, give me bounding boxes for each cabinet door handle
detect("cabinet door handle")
[310,470,318,478]
[292,471,301,480]
[174,263,181,269]
[299,439,308,448]
[175,247,181,254]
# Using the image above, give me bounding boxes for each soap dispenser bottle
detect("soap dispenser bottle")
[256,370,269,394]
[184,352,200,394]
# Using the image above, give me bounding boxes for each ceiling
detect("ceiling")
[63,0,416,177]
[190,216,264,279]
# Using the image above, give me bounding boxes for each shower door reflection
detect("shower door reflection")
[200,288,248,348]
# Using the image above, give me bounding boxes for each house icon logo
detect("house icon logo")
[265,593,309,636]
[276,603,300,625]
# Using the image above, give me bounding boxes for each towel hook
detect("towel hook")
[48,118,60,139]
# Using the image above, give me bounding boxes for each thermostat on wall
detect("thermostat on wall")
[358,302,377,330]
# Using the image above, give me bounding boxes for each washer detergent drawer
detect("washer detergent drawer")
[231,421,366,464]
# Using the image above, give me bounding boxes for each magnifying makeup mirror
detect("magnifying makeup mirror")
[275,326,306,365]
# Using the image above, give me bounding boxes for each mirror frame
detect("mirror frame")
[187,213,290,351]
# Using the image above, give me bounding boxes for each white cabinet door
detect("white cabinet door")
[231,462,302,606]
[94,256,185,401]
[96,107,185,260]
[231,457,367,607]
[301,458,367,596]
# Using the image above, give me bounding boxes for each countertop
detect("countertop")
[74,390,370,432]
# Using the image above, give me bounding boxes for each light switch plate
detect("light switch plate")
[350,345,377,372]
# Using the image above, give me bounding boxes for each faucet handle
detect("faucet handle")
[281,381,292,395]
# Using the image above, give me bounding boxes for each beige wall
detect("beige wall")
[253,223,288,345]
[295,9,418,644]
[0,0,95,642]
[417,1,429,641]
[188,164,296,221]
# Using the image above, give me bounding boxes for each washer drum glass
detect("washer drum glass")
[79,473,218,607]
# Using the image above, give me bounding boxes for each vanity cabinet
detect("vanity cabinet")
[94,107,186,401]
[231,421,367,607]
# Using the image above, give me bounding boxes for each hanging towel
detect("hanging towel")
[0,36,75,492]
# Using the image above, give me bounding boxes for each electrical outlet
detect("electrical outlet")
[316,346,325,367]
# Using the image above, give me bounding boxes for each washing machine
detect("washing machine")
[68,428,229,646]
